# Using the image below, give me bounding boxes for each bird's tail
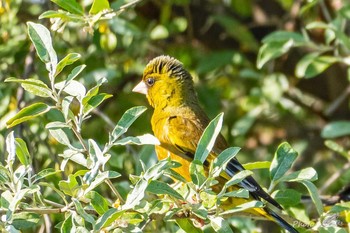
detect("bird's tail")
[263,207,299,233]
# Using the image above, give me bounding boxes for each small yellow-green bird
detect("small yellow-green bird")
[133,55,299,233]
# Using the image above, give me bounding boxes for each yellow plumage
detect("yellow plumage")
[133,55,299,233]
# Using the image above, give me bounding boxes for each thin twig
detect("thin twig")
[324,85,350,117]
[105,179,125,204]
[319,161,350,194]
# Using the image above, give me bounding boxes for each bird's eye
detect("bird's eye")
[146,78,155,87]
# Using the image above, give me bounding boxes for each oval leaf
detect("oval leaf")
[321,121,350,138]
[270,142,298,182]
[195,112,224,163]
[27,22,57,73]
[5,78,52,98]
[55,53,81,77]
[51,0,84,15]
[111,106,147,141]
[6,103,50,128]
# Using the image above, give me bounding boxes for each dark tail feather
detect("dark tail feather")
[264,207,299,233]
[226,159,283,209]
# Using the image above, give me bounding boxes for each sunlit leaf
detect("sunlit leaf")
[51,0,84,15]
[7,103,51,128]
[6,131,16,163]
[72,198,95,224]
[278,167,318,182]
[86,191,109,215]
[296,53,339,78]
[55,80,86,100]
[257,39,294,69]
[111,106,147,141]
[27,22,57,74]
[211,147,240,177]
[113,134,160,146]
[94,209,125,231]
[146,180,184,200]
[321,121,350,138]
[273,189,301,206]
[190,159,206,187]
[210,216,234,233]
[89,0,110,14]
[195,113,223,163]
[58,174,80,197]
[301,180,323,216]
[83,93,113,115]
[14,138,31,166]
[55,53,81,77]
[270,142,298,182]
[5,78,53,98]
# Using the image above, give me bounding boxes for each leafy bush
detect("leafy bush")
[1,0,350,232]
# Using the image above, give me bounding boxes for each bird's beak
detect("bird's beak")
[132,81,148,95]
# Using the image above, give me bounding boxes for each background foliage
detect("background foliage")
[1,0,350,232]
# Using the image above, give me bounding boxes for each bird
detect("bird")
[132,55,299,233]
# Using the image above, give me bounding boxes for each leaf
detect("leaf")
[39,10,84,22]
[14,138,31,166]
[220,200,264,216]
[111,106,147,141]
[190,160,207,187]
[113,134,160,146]
[58,174,80,197]
[223,188,249,198]
[270,142,298,182]
[224,170,253,188]
[210,216,234,233]
[89,0,110,14]
[83,93,113,115]
[84,171,121,194]
[273,189,301,206]
[321,121,350,138]
[257,39,294,69]
[55,53,81,77]
[27,22,57,74]
[55,80,86,100]
[262,31,306,45]
[94,209,125,231]
[324,140,349,159]
[146,180,184,200]
[12,213,40,230]
[72,198,95,224]
[47,127,71,147]
[33,168,60,183]
[60,214,73,233]
[296,53,339,78]
[86,191,109,215]
[6,103,51,128]
[278,167,318,183]
[5,78,53,98]
[0,165,10,183]
[124,159,172,209]
[195,113,223,163]
[51,0,84,15]
[175,219,203,233]
[211,147,240,177]
[67,64,86,83]
[301,180,323,216]
[6,131,16,163]
[243,161,271,170]
[150,25,169,40]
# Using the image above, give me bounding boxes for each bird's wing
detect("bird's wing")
[166,115,203,159]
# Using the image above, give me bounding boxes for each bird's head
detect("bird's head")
[132,55,197,109]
